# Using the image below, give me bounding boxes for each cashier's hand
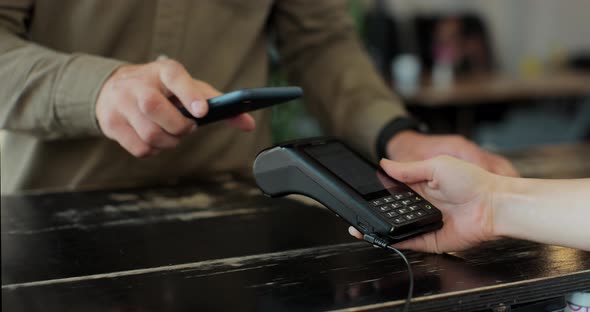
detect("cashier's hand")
[349,156,500,253]
[385,131,518,177]
[96,59,255,157]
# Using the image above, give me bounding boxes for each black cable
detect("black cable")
[364,234,414,312]
[385,245,414,312]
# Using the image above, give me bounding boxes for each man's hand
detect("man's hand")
[96,59,255,157]
[386,131,518,177]
[349,156,500,253]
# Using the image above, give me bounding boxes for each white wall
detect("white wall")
[384,0,590,74]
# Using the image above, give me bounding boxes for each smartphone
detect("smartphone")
[253,137,443,243]
[176,86,302,125]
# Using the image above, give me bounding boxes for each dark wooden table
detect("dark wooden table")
[2,143,589,311]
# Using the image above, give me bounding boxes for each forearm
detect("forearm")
[0,28,125,138]
[493,177,590,250]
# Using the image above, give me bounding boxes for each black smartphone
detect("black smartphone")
[176,86,302,125]
[253,137,443,244]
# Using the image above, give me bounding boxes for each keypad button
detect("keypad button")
[413,196,423,202]
[394,194,405,200]
[382,196,394,203]
[371,199,384,206]
[385,211,398,218]
[396,208,408,214]
[415,210,426,217]
[408,205,419,211]
[401,200,412,206]
[405,191,415,197]
[404,213,417,220]
[377,205,391,212]
[390,202,402,209]
[421,203,435,213]
[392,217,405,224]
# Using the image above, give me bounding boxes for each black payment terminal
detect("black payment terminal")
[253,137,443,244]
[177,86,302,125]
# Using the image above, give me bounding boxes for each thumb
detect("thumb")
[379,158,434,184]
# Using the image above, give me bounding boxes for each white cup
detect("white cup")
[565,291,590,312]
[391,54,421,97]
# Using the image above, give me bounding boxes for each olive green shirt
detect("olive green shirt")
[0,0,406,194]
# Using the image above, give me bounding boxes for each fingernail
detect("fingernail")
[348,227,355,236]
[191,100,206,117]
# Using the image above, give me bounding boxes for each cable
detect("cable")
[364,234,414,312]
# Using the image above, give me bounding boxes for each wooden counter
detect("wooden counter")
[2,143,589,311]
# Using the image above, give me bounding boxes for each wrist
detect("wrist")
[377,117,427,159]
[491,175,524,239]
[385,130,424,159]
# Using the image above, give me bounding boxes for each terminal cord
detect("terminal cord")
[364,234,414,312]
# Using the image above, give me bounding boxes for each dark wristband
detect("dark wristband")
[376,117,428,159]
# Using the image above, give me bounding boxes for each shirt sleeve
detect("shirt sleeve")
[272,0,408,161]
[0,2,126,138]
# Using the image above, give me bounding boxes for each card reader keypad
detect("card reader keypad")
[371,191,438,225]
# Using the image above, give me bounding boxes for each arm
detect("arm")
[271,1,518,177]
[0,1,125,137]
[494,177,589,250]
[349,156,590,252]
[272,0,407,160]
[0,2,253,155]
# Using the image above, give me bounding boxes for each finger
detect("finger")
[111,121,153,158]
[348,226,364,239]
[379,158,434,184]
[224,113,256,131]
[392,232,442,254]
[157,59,207,118]
[135,88,196,136]
[123,103,180,149]
[194,80,222,99]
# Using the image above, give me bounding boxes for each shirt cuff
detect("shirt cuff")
[55,53,127,136]
[375,117,428,160]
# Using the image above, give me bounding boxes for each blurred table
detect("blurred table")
[2,143,589,311]
[504,142,590,179]
[406,71,590,107]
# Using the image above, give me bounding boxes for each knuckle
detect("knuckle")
[141,125,164,144]
[101,113,120,131]
[160,59,184,77]
[400,171,410,181]
[139,92,162,114]
[159,58,180,68]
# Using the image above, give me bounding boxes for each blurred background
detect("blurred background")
[272,0,590,152]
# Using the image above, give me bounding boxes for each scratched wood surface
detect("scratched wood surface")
[2,143,590,311]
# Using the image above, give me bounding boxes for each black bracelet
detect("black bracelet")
[376,117,428,159]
